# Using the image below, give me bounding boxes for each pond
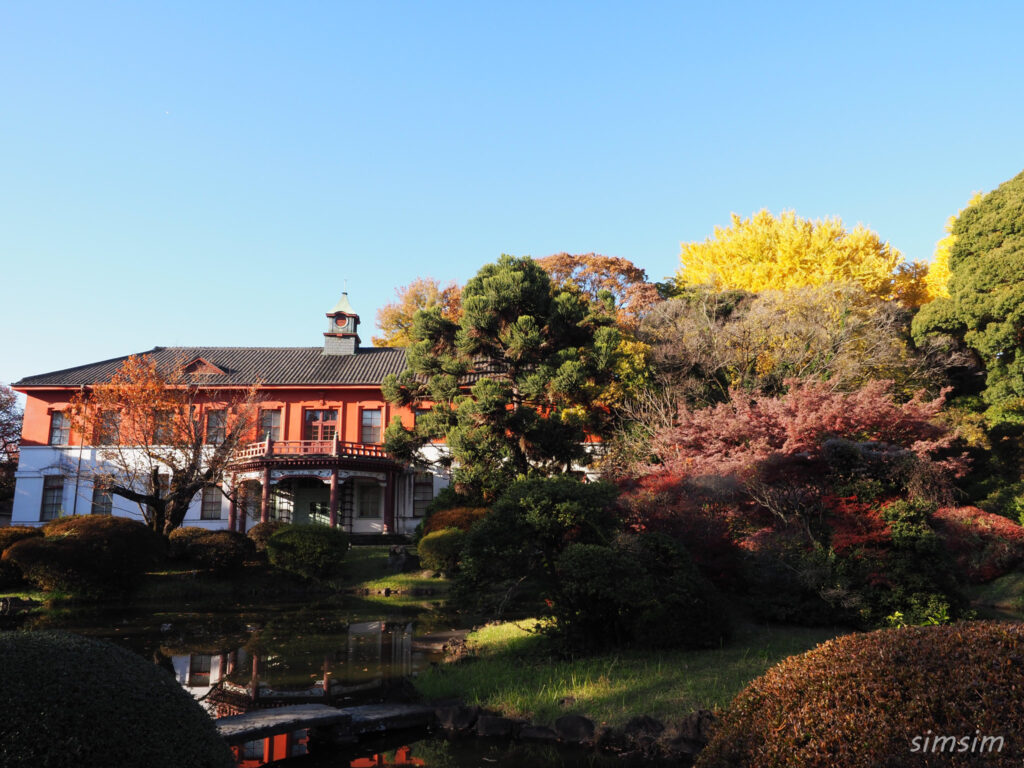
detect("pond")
[12,599,653,767]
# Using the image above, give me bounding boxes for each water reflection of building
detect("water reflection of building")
[235,731,309,767]
[166,619,432,766]
[172,620,418,722]
[172,650,237,701]
[234,740,424,768]
[351,746,425,767]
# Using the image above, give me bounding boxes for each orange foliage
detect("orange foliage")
[422,506,488,535]
[372,277,462,347]
[535,252,660,328]
[64,354,261,535]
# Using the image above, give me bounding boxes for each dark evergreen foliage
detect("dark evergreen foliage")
[383,254,620,499]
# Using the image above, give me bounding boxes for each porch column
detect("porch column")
[260,467,271,523]
[329,469,339,528]
[384,470,396,533]
[227,474,238,532]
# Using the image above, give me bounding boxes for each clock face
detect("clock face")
[335,316,347,329]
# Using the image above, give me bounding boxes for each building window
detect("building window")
[413,408,431,431]
[242,740,265,761]
[303,409,337,441]
[413,472,433,518]
[96,411,120,445]
[243,484,260,521]
[309,501,330,526]
[357,483,382,519]
[201,486,223,520]
[48,411,70,446]
[205,410,226,445]
[91,482,112,515]
[153,409,175,444]
[360,409,382,444]
[40,476,63,521]
[259,409,281,441]
[272,488,292,524]
[189,654,213,687]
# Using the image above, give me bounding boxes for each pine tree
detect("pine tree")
[382,255,620,500]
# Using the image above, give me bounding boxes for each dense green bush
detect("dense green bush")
[3,516,165,598]
[266,524,348,579]
[418,528,467,574]
[0,631,233,768]
[733,497,965,628]
[456,476,621,611]
[246,520,288,552]
[553,533,727,652]
[697,622,1024,767]
[0,526,43,587]
[169,527,252,573]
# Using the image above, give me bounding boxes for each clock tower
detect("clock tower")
[324,292,361,356]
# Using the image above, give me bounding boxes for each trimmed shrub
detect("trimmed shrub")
[418,528,467,574]
[266,525,348,579]
[422,507,488,536]
[169,527,252,573]
[456,476,621,611]
[696,622,1024,768]
[553,533,728,652]
[247,520,288,552]
[0,525,43,552]
[933,506,1024,583]
[0,631,233,768]
[0,526,43,587]
[3,516,165,598]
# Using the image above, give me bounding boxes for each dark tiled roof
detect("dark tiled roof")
[13,346,408,387]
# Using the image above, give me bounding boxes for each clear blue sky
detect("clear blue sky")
[4,1,1024,386]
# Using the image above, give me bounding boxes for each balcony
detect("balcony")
[233,438,392,463]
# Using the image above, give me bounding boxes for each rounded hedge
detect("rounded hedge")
[246,520,288,552]
[266,524,348,579]
[3,516,165,597]
[0,525,43,552]
[696,622,1024,768]
[418,527,467,574]
[169,527,252,573]
[0,631,233,768]
[0,526,43,587]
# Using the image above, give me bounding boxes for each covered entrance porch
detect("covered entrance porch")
[227,439,403,535]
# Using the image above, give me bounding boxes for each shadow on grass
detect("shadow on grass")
[415,619,844,728]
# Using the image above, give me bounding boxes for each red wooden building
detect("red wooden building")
[10,293,444,536]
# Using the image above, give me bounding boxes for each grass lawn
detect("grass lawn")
[414,619,843,728]
[339,545,449,594]
[967,571,1024,618]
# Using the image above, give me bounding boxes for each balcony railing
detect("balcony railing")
[233,438,391,462]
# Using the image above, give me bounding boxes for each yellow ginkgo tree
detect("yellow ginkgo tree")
[677,210,929,306]
[924,192,983,303]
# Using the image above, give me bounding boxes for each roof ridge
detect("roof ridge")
[13,345,408,388]
[12,347,162,386]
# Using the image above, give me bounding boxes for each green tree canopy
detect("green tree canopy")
[382,254,620,500]
[913,169,1024,424]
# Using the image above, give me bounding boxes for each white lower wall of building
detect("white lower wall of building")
[12,444,452,535]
